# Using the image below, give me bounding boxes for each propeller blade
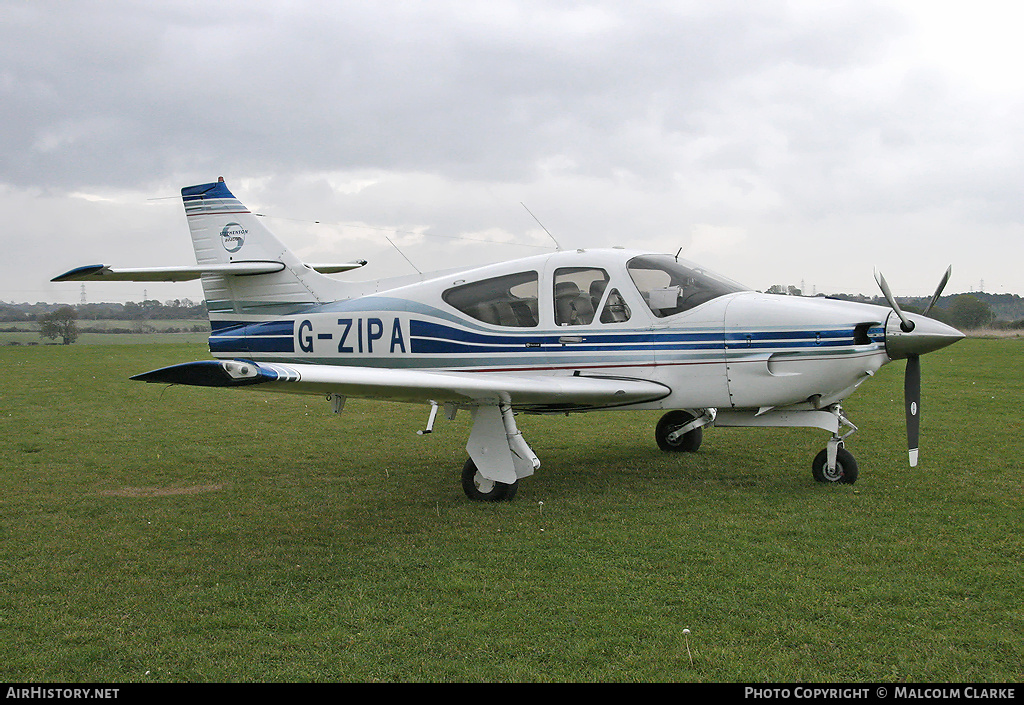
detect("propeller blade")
[923,265,953,316]
[905,354,921,467]
[874,269,915,332]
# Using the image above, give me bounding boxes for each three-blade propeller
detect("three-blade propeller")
[874,266,953,467]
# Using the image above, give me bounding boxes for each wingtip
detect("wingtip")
[51,264,107,282]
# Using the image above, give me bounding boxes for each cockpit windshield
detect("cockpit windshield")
[627,254,750,318]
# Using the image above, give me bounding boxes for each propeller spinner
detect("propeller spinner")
[875,267,963,466]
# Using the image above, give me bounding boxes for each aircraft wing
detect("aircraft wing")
[51,261,366,283]
[130,359,671,410]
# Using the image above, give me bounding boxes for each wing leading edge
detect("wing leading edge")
[130,360,671,411]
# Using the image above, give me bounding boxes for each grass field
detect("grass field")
[0,339,1020,682]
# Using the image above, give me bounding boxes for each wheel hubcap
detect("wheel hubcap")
[824,462,843,482]
[474,472,495,494]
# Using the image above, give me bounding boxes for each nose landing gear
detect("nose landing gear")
[812,407,859,484]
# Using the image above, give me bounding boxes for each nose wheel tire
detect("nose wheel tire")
[655,410,704,453]
[812,447,859,484]
[461,458,519,502]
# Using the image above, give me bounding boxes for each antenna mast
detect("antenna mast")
[520,203,562,251]
[385,237,422,276]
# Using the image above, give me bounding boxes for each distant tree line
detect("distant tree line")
[0,299,207,322]
[0,299,209,346]
[764,288,1023,331]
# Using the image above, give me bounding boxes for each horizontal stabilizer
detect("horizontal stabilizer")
[131,360,671,410]
[303,261,368,274]
[51,260,366,282]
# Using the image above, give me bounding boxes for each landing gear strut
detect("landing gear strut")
[460,403,537,501]
[812,406,859,484]
[712,403,863,485]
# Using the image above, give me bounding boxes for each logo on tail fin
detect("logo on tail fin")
[220,222,248,253]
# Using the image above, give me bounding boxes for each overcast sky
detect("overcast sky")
[4,0,1022,305]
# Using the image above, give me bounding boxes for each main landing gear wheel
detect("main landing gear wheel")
[811,447,859,484]
[461,458,519,502]
[655,410,703,453]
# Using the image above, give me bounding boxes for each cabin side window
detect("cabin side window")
[442,271,539,327]
[553,268,608,326]
[553,267,631,325]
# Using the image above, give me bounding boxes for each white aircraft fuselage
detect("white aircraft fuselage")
[211,250,883,411]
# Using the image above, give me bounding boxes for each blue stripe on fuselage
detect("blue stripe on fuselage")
[209,319,295,354]
[206,314,877,359]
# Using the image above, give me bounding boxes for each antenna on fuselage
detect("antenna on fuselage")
[385,236,423,277]
[520,202,562,251]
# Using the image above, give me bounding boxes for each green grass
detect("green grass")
[0,340,1020,682]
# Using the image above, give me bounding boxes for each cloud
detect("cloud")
[3,0,1023,302]
[0,1,903,187]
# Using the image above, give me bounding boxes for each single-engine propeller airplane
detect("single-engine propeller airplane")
[53,178,964,501]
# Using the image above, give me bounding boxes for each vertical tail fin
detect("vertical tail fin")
[182,178,347,323]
